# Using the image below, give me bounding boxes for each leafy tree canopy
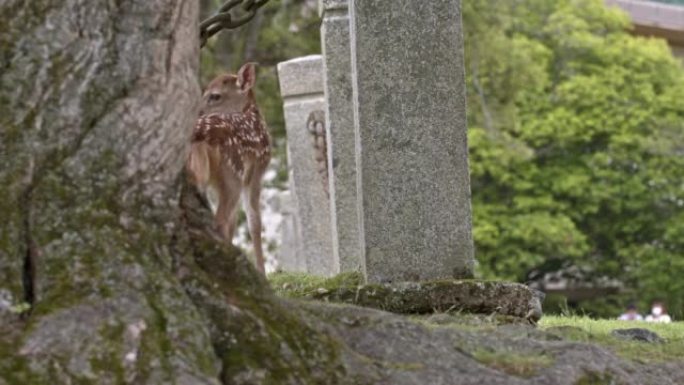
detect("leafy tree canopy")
[464,0,684,316]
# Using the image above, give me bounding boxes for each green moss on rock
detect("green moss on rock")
[270,272,543,321]
[472,349,554,378]
[180,246,349,384]
[269,271,364,298]
[575,371,615,385]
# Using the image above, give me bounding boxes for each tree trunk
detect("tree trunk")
[0,1,220,383]
[0,2,354,384]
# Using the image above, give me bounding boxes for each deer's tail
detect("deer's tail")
[187,142,211,187]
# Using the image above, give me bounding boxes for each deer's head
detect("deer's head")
[199,62,257,116]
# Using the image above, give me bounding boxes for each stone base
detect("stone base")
[271,273,544,322]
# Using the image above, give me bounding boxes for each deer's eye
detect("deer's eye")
[208,93,222,103]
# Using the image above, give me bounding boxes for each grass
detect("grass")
[268,271,364,298]
[472,349,553,378]
[540,316,684,363]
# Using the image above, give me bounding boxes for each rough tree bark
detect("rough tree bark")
[2,2,683,385]
[0,1,220,383]
[0,2,359,384]
[0,1,348,384]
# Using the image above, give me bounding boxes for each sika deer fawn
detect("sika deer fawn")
[187,63,271,274]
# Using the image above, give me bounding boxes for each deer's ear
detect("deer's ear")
[236,62,257,93]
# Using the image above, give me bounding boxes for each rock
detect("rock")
[301,301,684,385]
[423,312,533,327]
[306,279,545,322]
[611,328,664,343]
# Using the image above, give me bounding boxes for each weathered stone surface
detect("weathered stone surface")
[273,190,306,272]
[300,301,684,385]
[277,55,336,276]
[319,0,362,273]
[612,328,664,343]
[349,0,475,283]
[302,279,544,321]
[423,312,535,327]
[278,55,325,99]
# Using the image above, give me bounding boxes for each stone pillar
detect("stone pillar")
[319,0,362,273]
[277,55,337,276]
[273,190,306,272]
[349,0,475,283]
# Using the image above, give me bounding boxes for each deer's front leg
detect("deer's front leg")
[243,177,265,274]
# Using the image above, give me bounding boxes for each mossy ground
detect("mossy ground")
[269,272,684,368]
[471,349,553,378]
[269,271,542,321]
[268,271,364,298]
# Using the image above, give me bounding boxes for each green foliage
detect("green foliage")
[464,0,684,317]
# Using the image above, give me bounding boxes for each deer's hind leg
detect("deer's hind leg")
[214,170,242,244]
[242,164,267,274]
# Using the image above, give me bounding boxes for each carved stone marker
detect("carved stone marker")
[319,0,363,273]
[277,55,337,276]
[348,0,475,283]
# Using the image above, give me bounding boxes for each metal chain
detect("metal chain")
[200,0,271,48]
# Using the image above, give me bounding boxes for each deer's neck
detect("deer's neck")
[242,102,259,114]
[242,90,259,114]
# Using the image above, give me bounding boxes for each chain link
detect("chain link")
[200,0,271,48]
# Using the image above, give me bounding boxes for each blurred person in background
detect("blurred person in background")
[618,303,643,321]
[645,301,672,323]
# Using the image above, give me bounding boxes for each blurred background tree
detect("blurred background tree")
[466,0,684,318]
[201,0,684,318]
